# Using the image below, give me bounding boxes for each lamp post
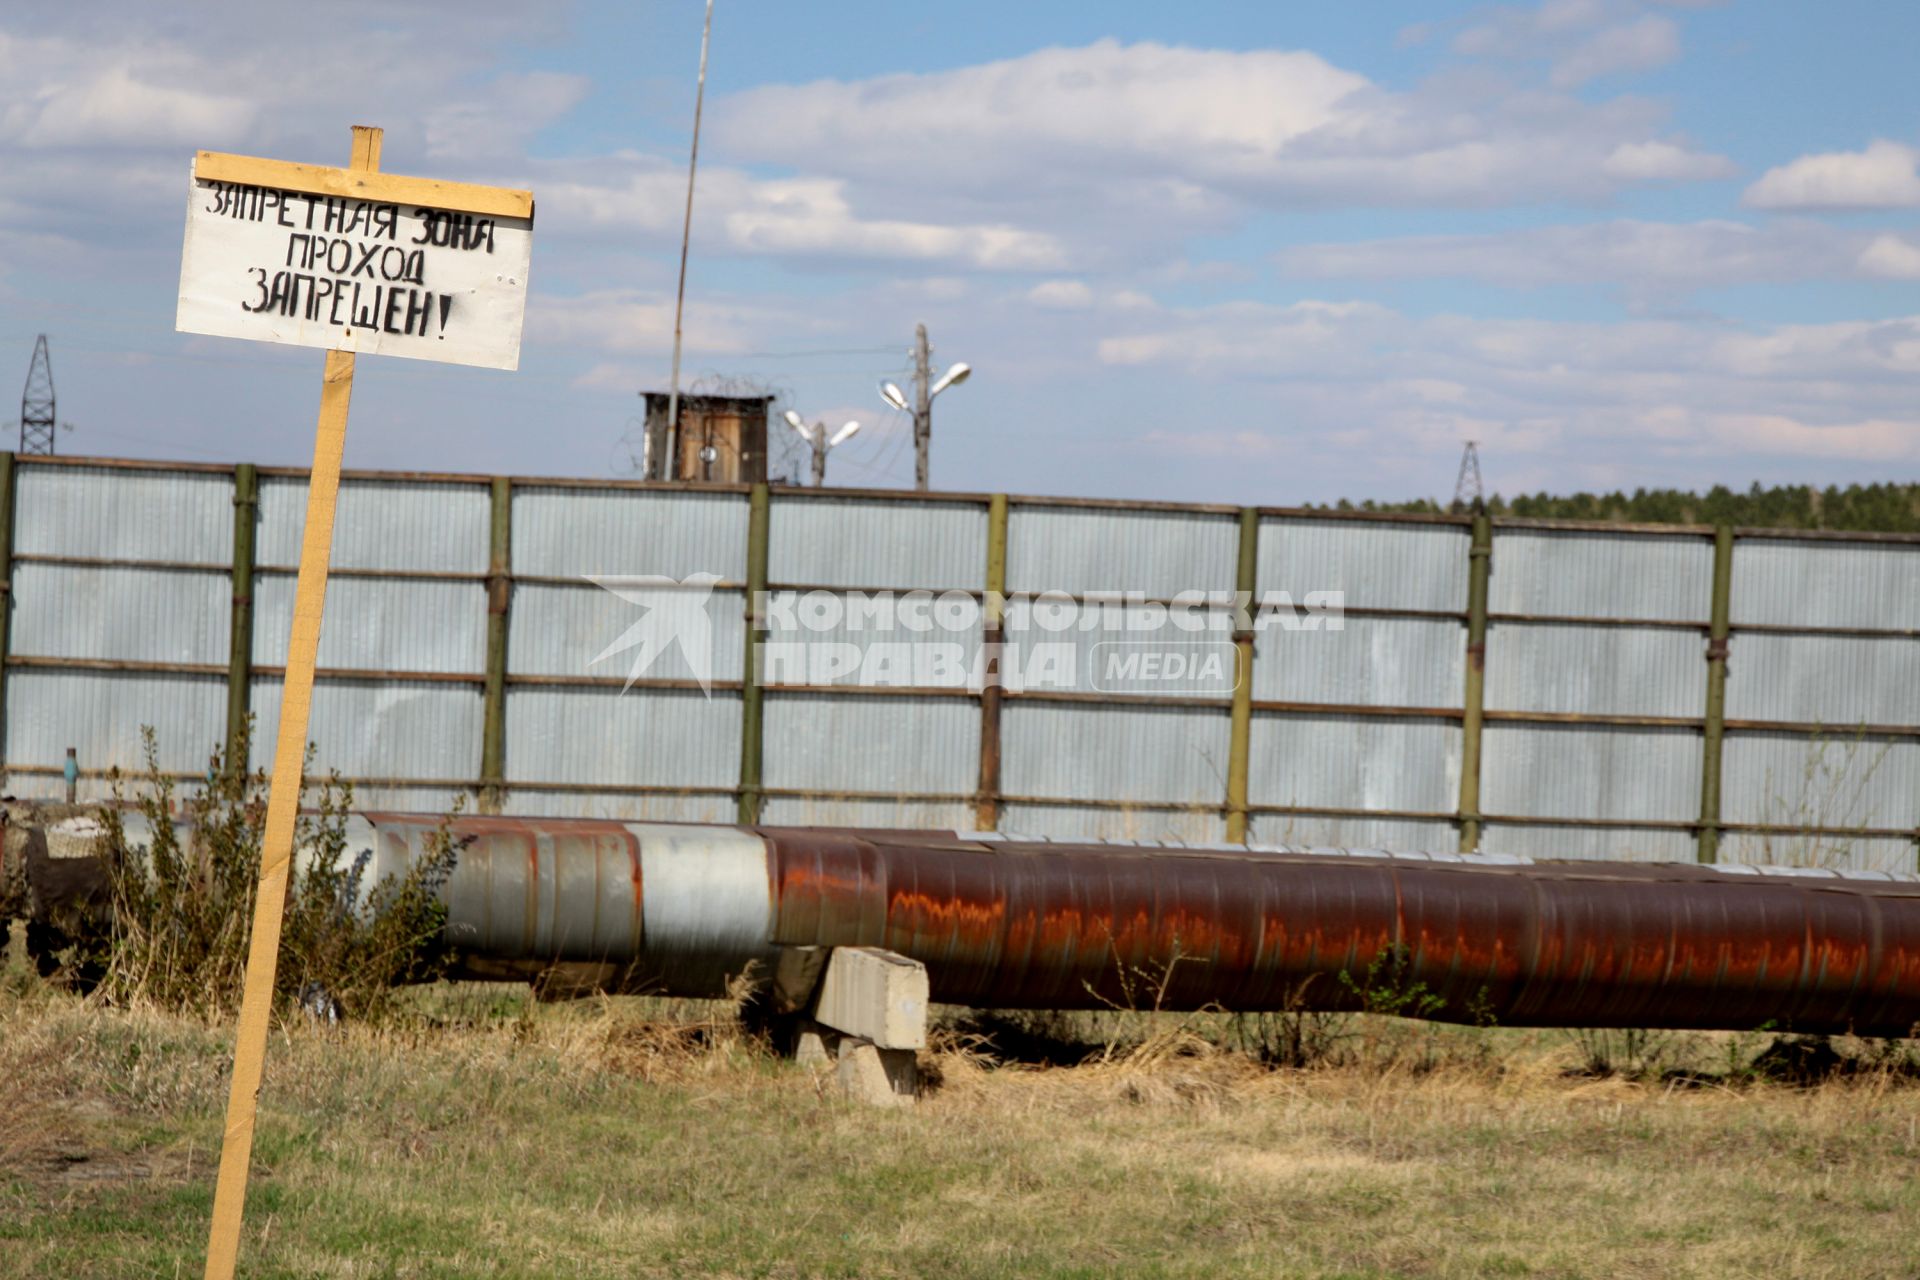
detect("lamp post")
[784,409,861,487]
[881,323,970,491]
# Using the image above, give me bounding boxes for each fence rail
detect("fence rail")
[5,452,1916,870]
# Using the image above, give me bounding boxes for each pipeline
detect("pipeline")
[15,810,1920,1036]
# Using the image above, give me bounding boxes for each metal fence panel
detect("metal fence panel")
[513,486,746,580]
[1725,633,1920,725]
[1489,530,1711,621]
[762,691,978,796]
[999,598,1233,698]
[1001,700,1229,805]
[760,796,974,829]
[1719,832,1917,875]
[11,459,1917,854]
[11,563,229,664]
[769,496,986,589]
[1733,538,1920,631]
[1479,823,1696,862]
[16,465,232,563]
[345,786,471,816]
[1008,506,1238,598]
[510,582,745,684]
[1248,713,1458,812]
[1259,518,1466,612]
[1482,723,1701,821]
[1721,730,1920,830]
[1000,802,1227,845]
[252,575,487,674]
[1486,623,1705,716]
[763,590,978,690]
[501,788,736,824]
[502,685,741,791]
[248,677,482,780]
[6,667,226,777]
[258,477,488,573]
[1253,615,1462,707]
[1249,814,1457,852]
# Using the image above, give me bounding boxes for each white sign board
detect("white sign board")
[177,165,533,370]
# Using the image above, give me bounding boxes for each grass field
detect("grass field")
[7,968,1920,1280]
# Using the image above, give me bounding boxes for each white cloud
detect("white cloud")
[529,290,826,357]
[720,179,1066,271]
[1451,0,1683,87]
[1602,139,1734,181]
[0,18,575,249]
[713,37,1734,224]
[1743,139,1920,211]
[1701,413,1920,461]
[424,71,590,161]
[1277,219,1868,295]
[0,1,1902,501]
[1549,15,1680,87]
[1024,280,1154,311]
[537,160,1069,271]
[1089,298,1920,471]
[1858,234,1920,280]
[718,40,1369,187]
[1027,280,1096,309]
[1454,0,1616,57]
[1097,301,1399,371]
[5,63,252,148]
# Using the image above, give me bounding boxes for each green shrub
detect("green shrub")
[93,725,463,1021]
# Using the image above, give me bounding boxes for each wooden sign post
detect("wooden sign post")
[178,126,533,1280]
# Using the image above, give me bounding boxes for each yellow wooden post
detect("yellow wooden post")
[202,124,380,1280]
[1224,508,1259,843]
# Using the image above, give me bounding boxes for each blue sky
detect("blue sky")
[2,0,1917,502]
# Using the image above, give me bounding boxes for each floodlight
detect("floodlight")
[828,420,862,448]
[930,362,971,396]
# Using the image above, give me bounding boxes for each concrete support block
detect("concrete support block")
[813,946,928,1050]
[794,1021,835,1067]
[772,945,829,1014]
[834,1037,917,1106]
[781,949,928,1104]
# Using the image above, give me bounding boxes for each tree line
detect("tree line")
[1321,482,1920,532]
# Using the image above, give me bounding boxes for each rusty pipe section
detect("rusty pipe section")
[335,816,1920,1036]
[346,815,776,996]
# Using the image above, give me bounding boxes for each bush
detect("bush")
[92,725,463,1021]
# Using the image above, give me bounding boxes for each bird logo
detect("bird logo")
[586,572,722,696]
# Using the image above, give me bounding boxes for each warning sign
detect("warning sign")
[176,151,534,370]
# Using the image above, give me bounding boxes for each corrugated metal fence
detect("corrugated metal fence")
[5,453,1915,869]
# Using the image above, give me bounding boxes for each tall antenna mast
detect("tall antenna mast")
[658,0,715,480]
[1452,440,1483,512]
[20,335,55,456]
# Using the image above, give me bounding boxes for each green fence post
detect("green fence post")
[1457,511,1492,851]
[479,475,512,814]
[1697,525,1734,863]
[224,463,258,775]
[975,494,1009,830]
[738,483,770,825]
[0,452,15,784]
[1225,507,1258,844]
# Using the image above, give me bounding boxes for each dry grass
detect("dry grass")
[6,972,1920,1279]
